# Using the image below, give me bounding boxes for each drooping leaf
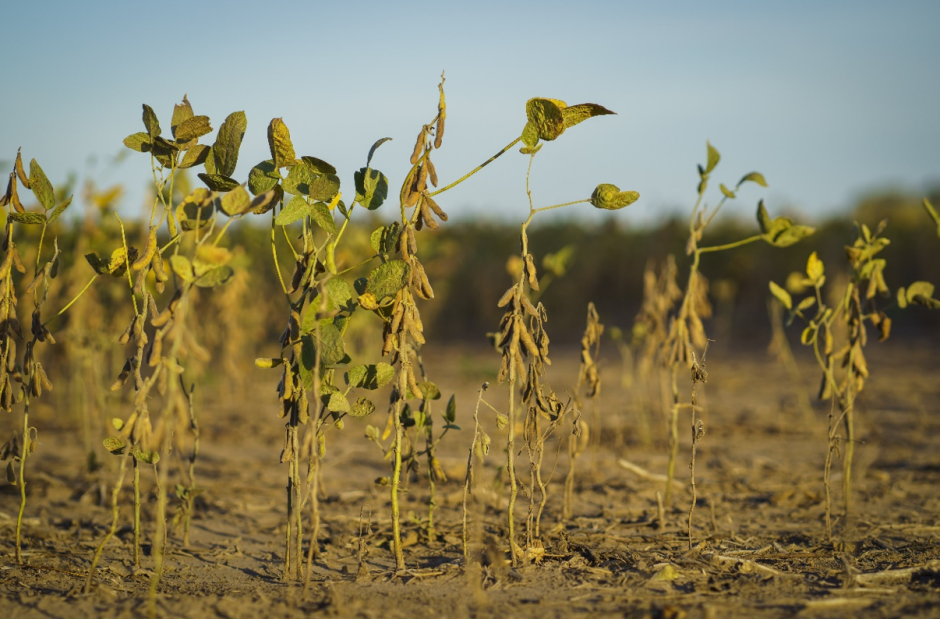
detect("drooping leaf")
[213,111,247,178]
[561,103,615,129]
[525,98,566,141]
[769,281,792,310]
[103,436,126,455]
[275,195,309,226]
[366,137,392,168]
[521,121,539,148]
[268,118,295,169]
[366,260,410,302]
[719,184,736,199]
[174,115,212,142]
[248,160,279,195]
[590,184,639,210]
[29,159,55,210]
[756,200,772,233]
[354,167,389,210]
[250,186,281,215]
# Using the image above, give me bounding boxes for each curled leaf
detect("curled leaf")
[590,184,639,210]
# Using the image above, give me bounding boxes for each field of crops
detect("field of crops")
[1,83,939,618]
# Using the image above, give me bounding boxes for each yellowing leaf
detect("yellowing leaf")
[560,103,615,129]
[525,98,566,141]
[769,281,792,310]
[806,252,824,283]
[268,118,295,169]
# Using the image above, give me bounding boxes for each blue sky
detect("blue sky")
[2,0,937,226]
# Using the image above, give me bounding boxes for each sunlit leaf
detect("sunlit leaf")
[366,260,410,302]
[248,160,280,195]
[268,118,295,169]
[180,144,210,168]
[142,104,161,137]
[590,184,639,210]
[174,115,212,142]
[525,98,566,141]
[103,436,126,455]
[768,281,792,310]
[346,363,395,390]
[197,173,240,192]
[561,103,615,129]
[310,201,337,234]
[171,96,194,138]
[47,195,73,223]
[213,111,247,178]
[354,167,389,210]
[123,132,152,153]
[806,251,824,283]
[282,163,315,195]
[705,142,720,174]
[521,121,539,148]
[29,159,55,210]
[275,195,309,225]
[308,174,340,202]
[301,156,337,176]
[9,212,46,225]
[351,397,376,417]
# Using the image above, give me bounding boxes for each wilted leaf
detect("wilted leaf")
[132,447,160,464]
[590,184,639,210]
[103,436,126,455]
[719,184,736,199]
[525,98,566,141]
[301,156,337,175]
[29,159,55,210]
[327,392,351,414]
[177,189,215,230]
[351,397,376,417]
[354,167,389,210]
[213,111,247,178]
[366,260,410,302]
[268,118,295,169]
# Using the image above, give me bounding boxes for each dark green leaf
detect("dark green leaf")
[354,168,389,210]
[180,144,210,168]
[738,171,768,188]
[366,137,392,168]
[300,156,337,175]
[29,159,55,210]
[444,394,456,423]
[214,111,247,177]
[251,186,281,215]
[194,265,235,288]
[85,253,109,275]
[346,363,395,390]
[9,211,46,225]
[142,104,161,137]
[419,381,441,400]
[198,173,240,192]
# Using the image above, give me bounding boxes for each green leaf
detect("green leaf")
[180,144,210,168]
[705,141,720,174]
[351,397,376,418]
[132,447,161,464]
[354,168,389,210]
[218,184,252,217]
[525,98,566,141]
[275,195,309,225]
[251,186,281,215]
[300,156,337,176]
[310,201,337,234]
[29,159,55,210]
[806,252,824,283]
[268,118,295,169]
[327,392,350,414]
[123,132,152,153]
[170,255,194,281]
[171,96,194,138]
[768,281,792,310]
[419,381,441,400]
[719,184,736,199]
[248,160,279,195]
[213,111,247,178]
[590,184,639,210]
[739,171,768,188]
[307,322,349,369]
[195,265,234,288]
[796,296,816,313]
[444,394,456,423]
[346,363,395,390]
[763,220,815,247]
[756,200,772,233]
[282,164,315,195]
[174,115,212,142]
[366,260,410,302]
[142,104,161,137]
[521,121,539,148]
[9,212,46,225]
[47,195,73,223]
[366,137,392,168]
[308,174,340,202]
[325,277,353,311]
[561,103,615,129]
[177,190,215,231]
[84,253,109,275]
[198,173,240,192]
